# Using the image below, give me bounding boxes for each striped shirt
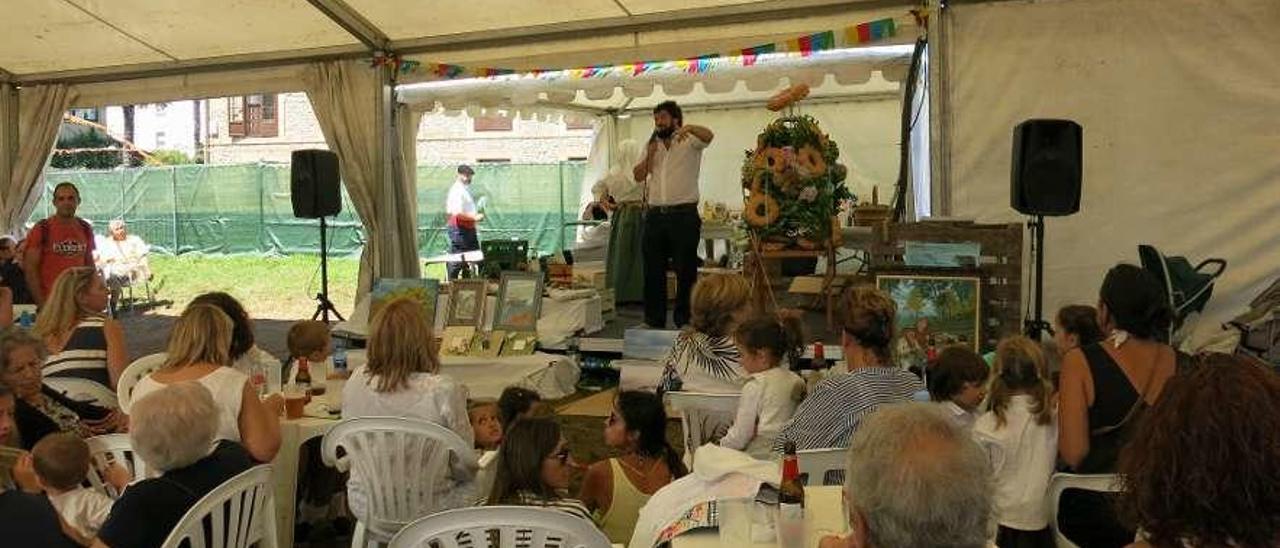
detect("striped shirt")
[43,317,110,389]
[773,366,925,451]
[488,491,596,524]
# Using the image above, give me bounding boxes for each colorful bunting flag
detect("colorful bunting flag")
[396,14,908,81]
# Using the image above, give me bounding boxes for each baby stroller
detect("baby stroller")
[1138,244,1226,340]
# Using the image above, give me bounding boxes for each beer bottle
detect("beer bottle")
[780,441,805,508]
[295,357,312,402]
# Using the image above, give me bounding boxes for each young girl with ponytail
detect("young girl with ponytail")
[973,336,1057,548]
[579,390,687,543]
[718,313,807,459]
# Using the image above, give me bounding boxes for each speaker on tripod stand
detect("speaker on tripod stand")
[292,149,345,323]
[1011,119,1082,340]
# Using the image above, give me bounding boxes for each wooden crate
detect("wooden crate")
[867,221,1024,351]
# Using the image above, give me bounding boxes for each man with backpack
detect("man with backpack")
[24,182,95,306]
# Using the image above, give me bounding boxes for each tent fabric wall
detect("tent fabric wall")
[304,60,403,295]
[618,96,903,210]
[941,0,1280,328]
[6,85,76,234]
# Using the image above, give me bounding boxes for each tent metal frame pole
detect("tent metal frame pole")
[0,84,17,229]
[305,0,390,52]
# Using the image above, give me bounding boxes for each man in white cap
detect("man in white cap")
[445,165,484,279]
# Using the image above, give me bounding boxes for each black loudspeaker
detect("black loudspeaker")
[1011,119,1082,216]
[291,149,341,218]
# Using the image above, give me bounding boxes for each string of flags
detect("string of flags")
[372,11,923,81]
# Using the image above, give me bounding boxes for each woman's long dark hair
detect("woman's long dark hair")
[487,417,564,504]
[616,390,687,478]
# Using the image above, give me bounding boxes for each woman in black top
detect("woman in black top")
[0,328,121,449]
[1057,264,1178,547]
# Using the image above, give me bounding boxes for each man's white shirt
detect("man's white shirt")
[446,178,476,216]
[646,134,708,206]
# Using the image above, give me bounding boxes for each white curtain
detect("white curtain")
[576,115,614,245]
[395,103,424,277]
[941,0,1280,327]
[304,60,414,297]
[3,84,75,234]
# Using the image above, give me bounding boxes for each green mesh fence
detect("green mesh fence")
[34,162,586,259]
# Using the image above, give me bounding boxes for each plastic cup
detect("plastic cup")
[718,497,752,546]
[284,391,307,419]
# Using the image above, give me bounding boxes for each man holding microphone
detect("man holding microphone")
[633,101,714,328]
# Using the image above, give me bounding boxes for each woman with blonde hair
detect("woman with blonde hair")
[774,285,924,450]
[657,273,752,394]
[36,267,128,392]
[342,297,477,518]
[128,303,282,462]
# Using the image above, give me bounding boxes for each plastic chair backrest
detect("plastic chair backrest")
[664,391,740,466]
[159,464,278,548]
[44,377,118,408]
[796,447,847,486]
[1048,473,1121,548]
[388,505,612,548]
[84,434,148,498]
[117,353,166,413]
[321,417,474,542]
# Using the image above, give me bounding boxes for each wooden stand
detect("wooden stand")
[745,242,839,330]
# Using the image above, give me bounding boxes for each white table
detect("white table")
[272,415,339,548]
[672,485,848,548]
[345,350,581,400]
[334,292,604,349]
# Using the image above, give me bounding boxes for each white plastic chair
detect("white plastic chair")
[321,417,474,547]
[796,447,847,486]
[43,377,118,408]
[84,433,149,498]
[664,391,740,466]
[159,464,278,548]
[388,506,612,548]
[117,352,166,413]
[1048,473,1122,548]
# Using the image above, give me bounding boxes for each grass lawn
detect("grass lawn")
[146,255,447,320]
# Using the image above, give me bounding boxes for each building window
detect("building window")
[155,131,167,148]
[473,115,513,132]
[69,108,99,122]
[567,156,588,162]
[227,94,278,138]
[476,158,510,164]
[564,118,593,130]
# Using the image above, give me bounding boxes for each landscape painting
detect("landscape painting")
[875,274,981,370]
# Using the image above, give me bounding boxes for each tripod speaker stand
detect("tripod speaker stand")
[312,215,345,322]
[291,149,346,323]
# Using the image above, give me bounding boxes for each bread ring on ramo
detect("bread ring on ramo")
[743,171,766,193]
[744,193,781,227]
[797,145,827,176]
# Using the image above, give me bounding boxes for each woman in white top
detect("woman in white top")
[129,303,283,462]
[718,313,806,459]
[342,296,478,518]
[972,336,1057,547]
[190,292,283,391]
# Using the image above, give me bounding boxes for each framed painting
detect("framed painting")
[875,274,981,369]
[370,278,440,324]
[446,280,487,327]
[494,272,544,332]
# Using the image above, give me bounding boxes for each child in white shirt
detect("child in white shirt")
[972,336,1058,547]
[32,433,129,542]
[719,313,806,460]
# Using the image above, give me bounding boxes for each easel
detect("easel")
[744,232,839,330]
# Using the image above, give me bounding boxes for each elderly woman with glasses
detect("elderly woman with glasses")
[0,328,124,450]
